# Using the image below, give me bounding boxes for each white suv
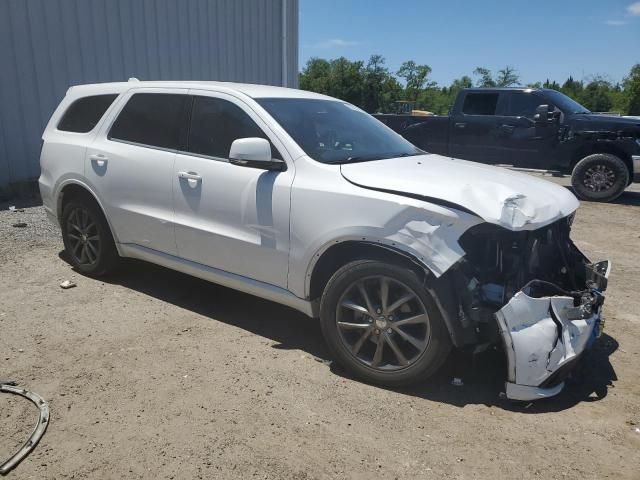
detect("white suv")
[40,80,610,401]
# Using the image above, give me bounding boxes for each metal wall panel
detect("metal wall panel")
[0,0,298,188]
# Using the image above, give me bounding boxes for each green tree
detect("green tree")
[473,67,495,87]
[450,75,473,92]
[299,56,638,116]
[495,66,520,87]
[379,76,404,113]
[623,63,640,115]
[561,75,583,99]
[299,58,331,94]
[362,54,390,113]
[543,79,561,90]
[326,57,365,106]
[397,61,432,102]
[578,77,613,112]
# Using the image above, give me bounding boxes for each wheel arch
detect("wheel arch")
[56,180,121,248]
[307,240,472,347]
[308,241,426,302]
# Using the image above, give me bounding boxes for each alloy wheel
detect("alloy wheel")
[66,207,101,266]
[335,275,430,371]
[583,164,616,192]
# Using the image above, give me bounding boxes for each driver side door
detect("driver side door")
[499,91,560,169]
[172,91,294,288]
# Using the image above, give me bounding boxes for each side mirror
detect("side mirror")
[533,104,551,124]
[229,138,285,171]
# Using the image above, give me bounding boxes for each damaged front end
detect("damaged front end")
[454,216,610,401]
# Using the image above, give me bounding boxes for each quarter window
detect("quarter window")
[462,93,499,115]
[57,94,118,133]
[109,93,188,150]
[188,96,281,159]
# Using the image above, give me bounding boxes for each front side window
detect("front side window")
[256,98,421,164]
[505,93,544,118]
[58,94,118,133]
[461,93,499,115]
[109,93,188,149]
[188,96,280,159]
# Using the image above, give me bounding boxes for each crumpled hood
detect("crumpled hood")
[340,154,580,231]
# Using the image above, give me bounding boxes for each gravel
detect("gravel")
[2,178,640,479]
[0,201,61,263]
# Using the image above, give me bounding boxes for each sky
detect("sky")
[299,0,640,86]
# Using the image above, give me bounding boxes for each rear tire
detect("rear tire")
[319,260,451,387]
[61,198,119,277]
[571,153,629,202]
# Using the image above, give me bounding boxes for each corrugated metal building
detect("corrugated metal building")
[0,0,299,191]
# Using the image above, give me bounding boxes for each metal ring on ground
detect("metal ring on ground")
[0,383,50,476]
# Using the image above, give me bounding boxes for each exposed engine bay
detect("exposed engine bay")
[454,215,610,401]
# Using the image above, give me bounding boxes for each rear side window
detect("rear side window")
[109,93,188,150]
[505,93,543,118]
[57,94,118,133]
[188,96,281,159]
[462,93,499,115]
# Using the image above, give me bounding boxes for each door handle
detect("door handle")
[178,171,202,181]
[499,124,516,136]
[454,122,466,129]
[89,153,108,167]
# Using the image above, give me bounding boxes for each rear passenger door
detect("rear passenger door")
[449,91,508,164]
[87,89,189,255]
[172,90,294,288]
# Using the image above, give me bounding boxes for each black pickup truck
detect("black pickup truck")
[375,88,640,202]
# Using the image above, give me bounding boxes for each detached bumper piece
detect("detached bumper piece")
[495,261,610,401]
[0,382,50,476]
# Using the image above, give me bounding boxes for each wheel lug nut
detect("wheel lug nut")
[388,316,393,321]
[368,318,373,323]
[376,308,381,314]
[374,329,380,335]
[387,328,392,334]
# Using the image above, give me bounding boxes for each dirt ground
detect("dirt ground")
[1,176,640,480]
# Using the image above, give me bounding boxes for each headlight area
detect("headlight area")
[453,217,610,401]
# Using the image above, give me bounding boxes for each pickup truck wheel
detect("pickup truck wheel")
[61,200,119,277]
[319,260,451,387]
[571,153,629,202]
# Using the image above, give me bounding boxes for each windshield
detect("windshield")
[544,90,590,114]
[256,98,423,164]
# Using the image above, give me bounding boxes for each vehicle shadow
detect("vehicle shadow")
[609,190,640,207]
[384,333,618,413]
[563,186,640,207]
[64,253,618,413]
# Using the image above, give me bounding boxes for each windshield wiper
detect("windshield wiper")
[325,151,424,165]
[325,155,384,165]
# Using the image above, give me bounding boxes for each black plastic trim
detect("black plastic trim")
[340,174,480,217]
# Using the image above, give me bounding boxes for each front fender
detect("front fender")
[297,206,482,301]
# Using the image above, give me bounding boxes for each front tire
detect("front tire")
[61,199,119,276]
[571,153,629,202]
[319,260,451,387]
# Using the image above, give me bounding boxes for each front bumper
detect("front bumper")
[495,261,610,401]
[633,155,640,183]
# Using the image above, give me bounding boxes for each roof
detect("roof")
[461,87,552,93]
[67,80,335,101]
